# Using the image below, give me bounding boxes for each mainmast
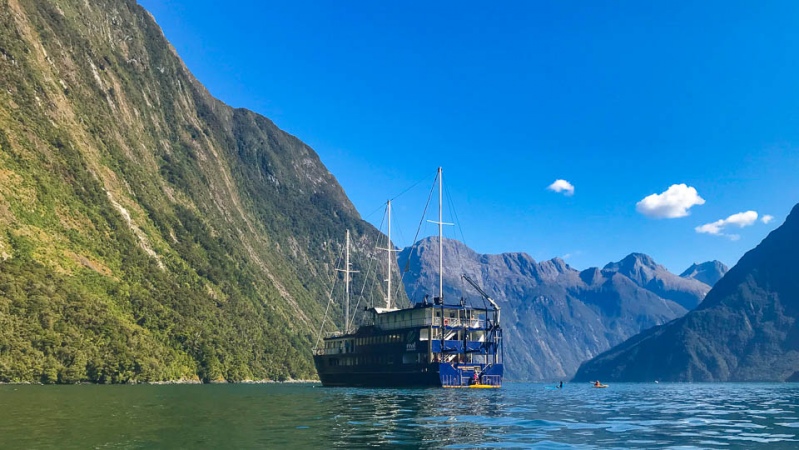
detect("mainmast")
[386,200,392,309]
[426,167,451,302]
[438,167,443,301]
[345,230,351,333]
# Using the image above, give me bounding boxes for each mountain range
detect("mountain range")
[398,238,723,380]
[4,0,775,386]
[573,203,799,382]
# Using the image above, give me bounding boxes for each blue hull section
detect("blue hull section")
[314,357,503,388]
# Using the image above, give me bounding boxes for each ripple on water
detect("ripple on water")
[2,383,799,449]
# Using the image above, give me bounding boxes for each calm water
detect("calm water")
[1,382,798,449]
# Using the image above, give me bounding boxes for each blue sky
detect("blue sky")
[139,0,799,273]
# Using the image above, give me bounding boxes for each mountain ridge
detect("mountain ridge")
[398,237,708,380]
[679,261,729,287]
[573,203,799,382]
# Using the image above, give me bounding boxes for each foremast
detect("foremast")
[336,230,358,334]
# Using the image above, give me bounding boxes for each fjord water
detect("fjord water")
[2,383,798,449]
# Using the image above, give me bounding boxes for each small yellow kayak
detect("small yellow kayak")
[443,384,500,389]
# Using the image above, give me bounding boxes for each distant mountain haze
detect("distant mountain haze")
[602,253,711,309]
[573,203,799,382]
[398,238,718,380]
[680,261,729,287]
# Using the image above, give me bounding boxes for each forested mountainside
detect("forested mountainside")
[398,238,715,381]
[0,0,399,383]
[573,203,799,382]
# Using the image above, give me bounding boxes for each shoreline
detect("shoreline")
[0,379,321,386]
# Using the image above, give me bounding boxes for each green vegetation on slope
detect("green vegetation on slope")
[0,0,398,383]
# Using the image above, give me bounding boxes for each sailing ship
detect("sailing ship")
[313,168,504,388]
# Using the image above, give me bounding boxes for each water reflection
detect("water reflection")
[1,383,799,448]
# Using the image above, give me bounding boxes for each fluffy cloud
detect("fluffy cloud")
[761,214,774,224]
[547,179,574,196]
[695,210,759,240]
[636,184,705,218]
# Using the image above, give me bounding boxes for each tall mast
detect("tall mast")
[337,230,359,332]
[438,167,443,301]
[345,229,351,333]
[425,167,451,302]
[377,201,397,310]
[386,200,392,309]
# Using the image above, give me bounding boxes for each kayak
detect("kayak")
[469,384,500,389]
[593,384,608,388]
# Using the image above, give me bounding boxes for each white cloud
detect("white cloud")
[547,179,574,196]
[761,214,774,224]
[695,210,759,240]
[636,184,705,219]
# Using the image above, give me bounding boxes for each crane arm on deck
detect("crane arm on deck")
[461,275,501,313]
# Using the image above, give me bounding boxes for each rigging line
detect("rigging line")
[350,268,373,328]
[349,229,384,330]
[358,175,427,224]
[444,182,471,302]
[444,181,468,249]
[314,243,346,350]
[399,169,439,297]
[362,203,387,222]
[385,207,412,305]
[350,236,380,330]
[389,176,427,202]
[348,208,387,330]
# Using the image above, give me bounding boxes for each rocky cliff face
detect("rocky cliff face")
[573,203,799,382]
[603,253,710,309]
[680,260,729,287]
[398,238,702,381]
[0,0,393,383]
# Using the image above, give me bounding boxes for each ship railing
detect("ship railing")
[480,374,502,387]
[374,317,486,331]
[431,318,485,328]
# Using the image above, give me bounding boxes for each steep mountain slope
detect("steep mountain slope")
[398,237,690,380]
[680,260,728,287]
[573,203,799,382]
[0,0,393,383]
[603,253,710,309]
